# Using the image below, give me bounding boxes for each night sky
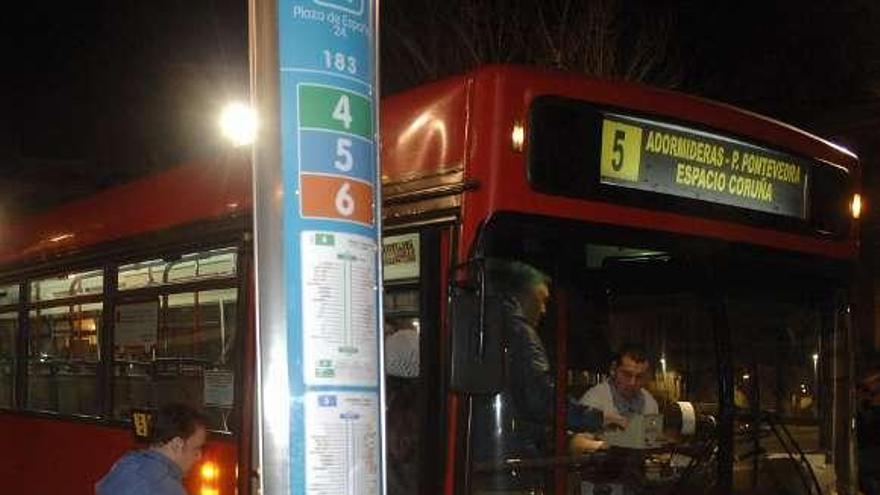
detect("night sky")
[2,0,879,219]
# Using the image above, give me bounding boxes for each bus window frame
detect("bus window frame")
[0,223,249,436]
[461,211,853,494]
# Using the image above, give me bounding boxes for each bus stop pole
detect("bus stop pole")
[250,0,384,493]
[249,0,289,493]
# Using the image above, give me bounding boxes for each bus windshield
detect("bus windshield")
[466,213,850,495]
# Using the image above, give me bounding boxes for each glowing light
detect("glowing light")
[199,488,219,495]
[80,318,97,332]
[49,233,74,243]
[511,122,525,152]
[851,193,862,219]
[200,462,219,481]
[742,374,750,380]
[220,102,257,146]
[660,356,667,375]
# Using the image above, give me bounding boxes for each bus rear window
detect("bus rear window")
[118,247,237,290]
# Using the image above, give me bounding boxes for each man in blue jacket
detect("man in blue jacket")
[96,403,208,495]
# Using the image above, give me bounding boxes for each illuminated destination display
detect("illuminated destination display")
[598,113,810,219]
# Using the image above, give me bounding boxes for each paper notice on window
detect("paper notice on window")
[382,233,419,281]
[115,302,158,346]
[305,391,379,495]
[301,231,378,387]
[204,370,235,408]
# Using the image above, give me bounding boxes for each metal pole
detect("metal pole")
[250,0,289,493]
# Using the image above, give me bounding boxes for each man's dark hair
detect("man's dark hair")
[150,403,208,446]
[612,343,649,367]
[486,259,551,299]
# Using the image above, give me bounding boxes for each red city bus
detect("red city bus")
[0,65,861,495]
[0,159,254,495]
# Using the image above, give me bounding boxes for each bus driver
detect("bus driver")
[580,344,658,418]
[569,344,658,454]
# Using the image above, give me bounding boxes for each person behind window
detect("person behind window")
[384,320,421,494]
[96,403,208,495]
[477,260,625,460]
[569,343,658,456]
[580,343,658,417]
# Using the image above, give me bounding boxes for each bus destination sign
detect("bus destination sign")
[599,113,810,219]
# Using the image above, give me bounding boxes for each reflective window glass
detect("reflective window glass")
[468,218,721,494]
[0,312,16,408]
[384,282,423,495]
[462,215,849,495]
[30,270,103,302]
[728,284,837,494]
[118,248,237,291]
[113,288,238,432]
[27,303,102,415]
[0,284,19,306]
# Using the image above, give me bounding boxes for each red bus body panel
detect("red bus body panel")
[380,75,470,184]
[0,414,237,495]
[380,65,858,263]
[0,156,252,267]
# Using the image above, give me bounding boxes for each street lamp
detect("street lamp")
[220,102,257,146]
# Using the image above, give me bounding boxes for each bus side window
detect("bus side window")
[113,288,238,432]
[27,302,103,415]
[113,246,240,432]
[0,311,16,408]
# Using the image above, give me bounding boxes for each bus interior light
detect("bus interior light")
[851,193,862,219]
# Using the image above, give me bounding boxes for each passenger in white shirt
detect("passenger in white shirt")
[569,344,657,454]
[580,344,658,417]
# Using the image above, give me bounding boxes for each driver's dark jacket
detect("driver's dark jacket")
[473,295,603,462]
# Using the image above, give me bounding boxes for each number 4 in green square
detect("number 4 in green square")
[601,119,643,182]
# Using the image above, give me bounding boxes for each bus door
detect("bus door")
[382,225,453,495]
